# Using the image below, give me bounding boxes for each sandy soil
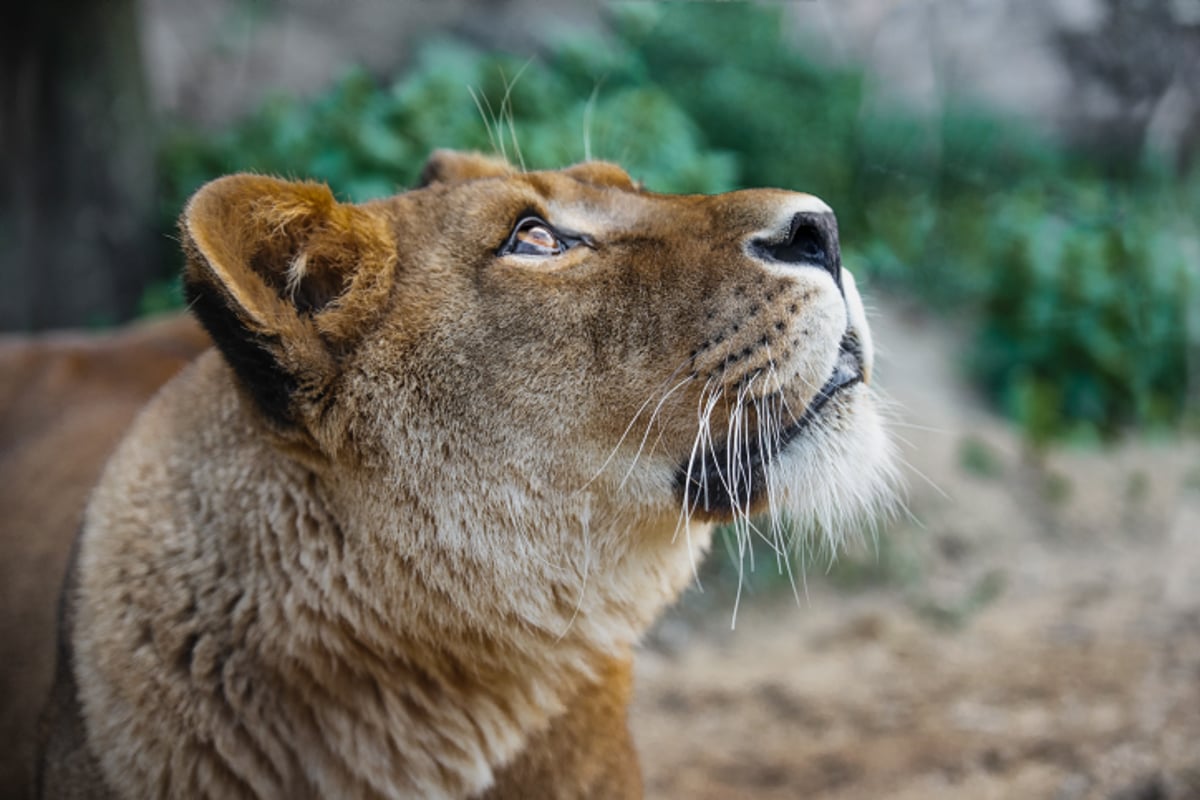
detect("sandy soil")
[630,299,1200,799]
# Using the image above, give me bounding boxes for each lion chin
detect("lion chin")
[14,149,896,800]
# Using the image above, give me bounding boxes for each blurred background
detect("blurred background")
[2,1,1199,797]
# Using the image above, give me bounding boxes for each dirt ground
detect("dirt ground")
[630,300,1200,800]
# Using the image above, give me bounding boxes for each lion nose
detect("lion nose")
[753,211,842,290]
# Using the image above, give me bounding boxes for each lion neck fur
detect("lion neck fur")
[74,351,710,799]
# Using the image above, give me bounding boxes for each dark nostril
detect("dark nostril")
[755,212,841,289]
[777,220,825,263]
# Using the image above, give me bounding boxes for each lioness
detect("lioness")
[34,150,893,798]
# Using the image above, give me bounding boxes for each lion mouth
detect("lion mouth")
[675,333,863,517]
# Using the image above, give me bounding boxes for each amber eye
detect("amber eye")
[498,215,595,258]
[513,222,563,255]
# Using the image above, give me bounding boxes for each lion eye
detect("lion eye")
[498,216,592,258]
[514,222,562,255]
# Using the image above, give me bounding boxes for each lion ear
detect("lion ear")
[560,161,637,190]
[181,174,395,427]
[416,149,514,186]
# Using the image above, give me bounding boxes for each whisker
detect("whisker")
[886,430,919,451]
[498,57,535,173]
[618,373,697,490]
[878,419,955,436]
[579,355,696,492]
[727,381,758,629]
[751,387,790,588]
[582,81,602,163]
[467,86,500,160]
[699,383,732,508]
[674,376,723,587]
[554,502,592,642]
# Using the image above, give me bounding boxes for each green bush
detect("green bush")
[156,3,1198,440]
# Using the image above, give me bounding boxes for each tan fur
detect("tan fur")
[26,150,893,799]
[0,315,210,798]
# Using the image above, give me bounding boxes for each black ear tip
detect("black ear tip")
[183,276,296,427]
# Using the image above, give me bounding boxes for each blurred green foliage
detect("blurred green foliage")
[156,3,1197,440]
[958,436,1005,479]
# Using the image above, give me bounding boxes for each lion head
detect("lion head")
[179,149,894,638]
[57,150,896,797]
